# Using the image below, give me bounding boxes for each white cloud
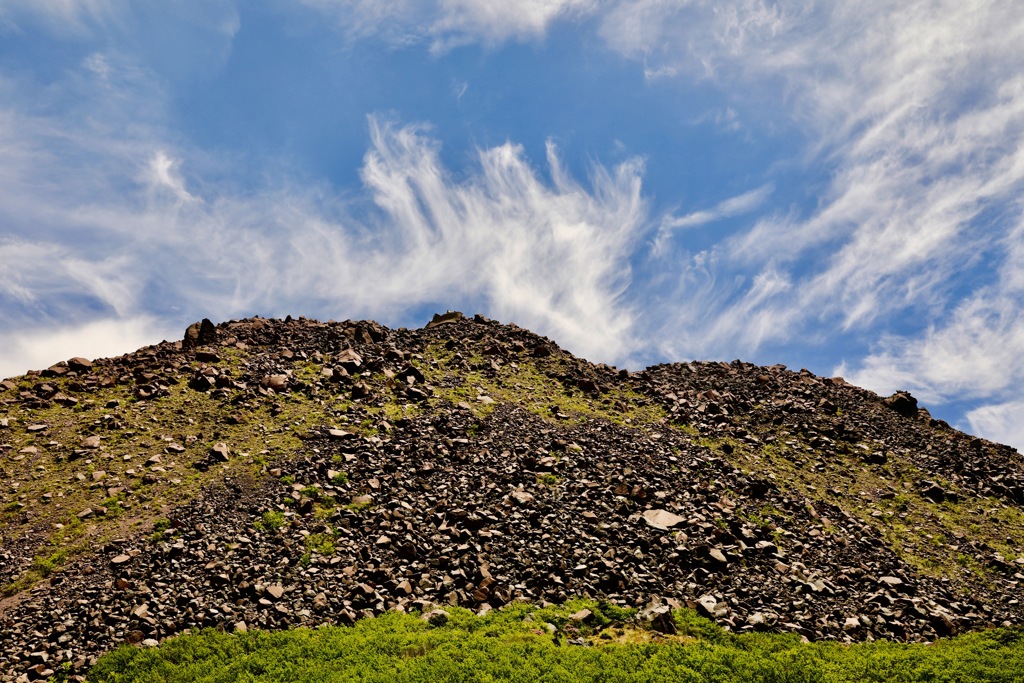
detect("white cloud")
[651,183,772,258]
[835,216,1024,405]
[299,0,595,49]
[430,0,595,49]
[604,2,1024,384]
[2,21,650,372]
[0,0,123,36]
[144,151,197,203]
[967,400,1024,450]
[598,0,797,82]
[324,116,647,359]
[0,79,650,375]
[660,183,772,231]
[0,316,172,381]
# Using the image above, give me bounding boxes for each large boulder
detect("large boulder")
[183,318,218,349]
[884,391,919,418]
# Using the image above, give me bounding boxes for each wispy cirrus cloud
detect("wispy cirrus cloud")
[0,0,122,35]
[0,4,650,379]
[430,0,596,50]
[298,0,594,50]
[836,212,1024,411]
[602,3,1024,385]
[835,291,1024,404]
[0,44,650,378]
[652,183,772,254]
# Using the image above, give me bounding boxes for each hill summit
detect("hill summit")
[1,313,1022,681]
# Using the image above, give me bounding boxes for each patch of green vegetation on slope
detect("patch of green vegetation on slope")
[417,342,668,428]
[699,428,1024,587]
[86,601,1024,683]
[0,352,344,594]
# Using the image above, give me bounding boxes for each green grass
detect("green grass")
[704,429,1024,587]
[260,510,286,530]
[86,602,1024,683]
[416,343,667,428]
[0,350,336,591]
[304,531,337,555]
[536,473,558,487]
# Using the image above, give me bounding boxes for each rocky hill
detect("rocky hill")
[1,313,1022,681]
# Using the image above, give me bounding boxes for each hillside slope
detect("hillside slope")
[1,313,1022,681]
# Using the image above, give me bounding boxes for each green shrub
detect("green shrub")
[86,603,1024,683]
[536,473,558,486]
[305,533,336,555]
[260,510,286,530]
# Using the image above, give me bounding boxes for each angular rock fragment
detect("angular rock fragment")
[262,375,289,391]
[641,509,686,530]
[425,311,464,328]
[210,442,231,462]
[68,357,93,373]
[510,490,535,506]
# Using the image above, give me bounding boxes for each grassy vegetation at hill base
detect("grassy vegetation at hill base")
[86,602,1024,683]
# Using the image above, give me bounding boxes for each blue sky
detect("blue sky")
[2,1,1024,449]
